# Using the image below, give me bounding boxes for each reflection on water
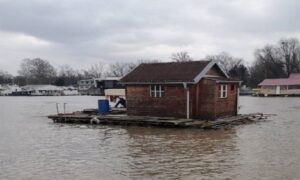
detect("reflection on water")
[0,96,300,179]
[124,128,238,179]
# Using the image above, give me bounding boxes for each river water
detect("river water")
[0,96,300,180]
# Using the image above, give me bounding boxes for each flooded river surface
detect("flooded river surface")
[0,96,300,179]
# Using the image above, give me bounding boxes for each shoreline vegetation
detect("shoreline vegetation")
[1,37,300,89]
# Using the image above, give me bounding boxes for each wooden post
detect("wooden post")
[63,103,67,122]
[63,103,67,114]
[237,87,239,115]
[56,103,60,114]
[183,83,190,119]
[187,88,190,119]
[196,84,199,116]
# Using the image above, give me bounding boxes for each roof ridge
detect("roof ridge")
[140,60,211,65]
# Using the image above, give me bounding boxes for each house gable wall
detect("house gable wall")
[190,79,238,120]
[214,83,238,118]
[206,64,226,77]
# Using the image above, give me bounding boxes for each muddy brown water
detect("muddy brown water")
[0,96,300,180]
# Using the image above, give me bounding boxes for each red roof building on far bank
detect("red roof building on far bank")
[256,73,300,96]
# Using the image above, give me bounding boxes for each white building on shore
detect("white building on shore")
[0,85,79,96]
[0,85,22,96]
[21,85,64,96]
[61,86,79,96]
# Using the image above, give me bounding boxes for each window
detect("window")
[231,84,235,91]
[150,85,165,98]
[219,84,227,98]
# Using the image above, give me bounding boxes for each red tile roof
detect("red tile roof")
[121,60,211,83]
[289,73,300,79]
[259,73,300,86]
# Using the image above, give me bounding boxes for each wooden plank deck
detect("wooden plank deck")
[48,113,267,129]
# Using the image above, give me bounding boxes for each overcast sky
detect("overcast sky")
[0,0,299,74]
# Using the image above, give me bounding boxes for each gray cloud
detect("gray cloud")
[0,0,299,74]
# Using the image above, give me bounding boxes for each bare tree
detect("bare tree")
[254,45,283,76]
[87,62,105,78]
[54,65,80,86]
[249,45,285,87]
[18,58,56,85]
[206,52,250,85]
[106,62,137,77]
[13,76,27,86]
[278,38,300,76]
[58,65,76,77]
[206,52,243,74]
[171,51,192,62]
[0,70,13,84]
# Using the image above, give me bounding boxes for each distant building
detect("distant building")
[239,85,253,96]
[256,73,300,96]
[9,85,78,96]
[78,77,124,95]
[61,86,79,96]
[121,60,240,120]
[0,85,22,96]
[78,79,96,95]
[13,85,63,96]
[0,85,3,94]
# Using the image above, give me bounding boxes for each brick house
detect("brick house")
[120,60,240,120]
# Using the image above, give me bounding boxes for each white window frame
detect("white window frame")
[220,84,228,98]
[150,85,165,98]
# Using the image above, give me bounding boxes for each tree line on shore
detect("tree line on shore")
[1,37,300,87]
[0,59,137,86]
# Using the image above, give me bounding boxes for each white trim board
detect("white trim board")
[193,60,229,83]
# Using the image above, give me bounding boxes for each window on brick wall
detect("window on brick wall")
[231,84,235,91]
[150,85,165,98]
[219,84,228,98]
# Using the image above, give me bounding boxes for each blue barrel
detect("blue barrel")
[98,99,109,114]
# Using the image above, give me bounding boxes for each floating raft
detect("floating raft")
[47,111,267,129]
